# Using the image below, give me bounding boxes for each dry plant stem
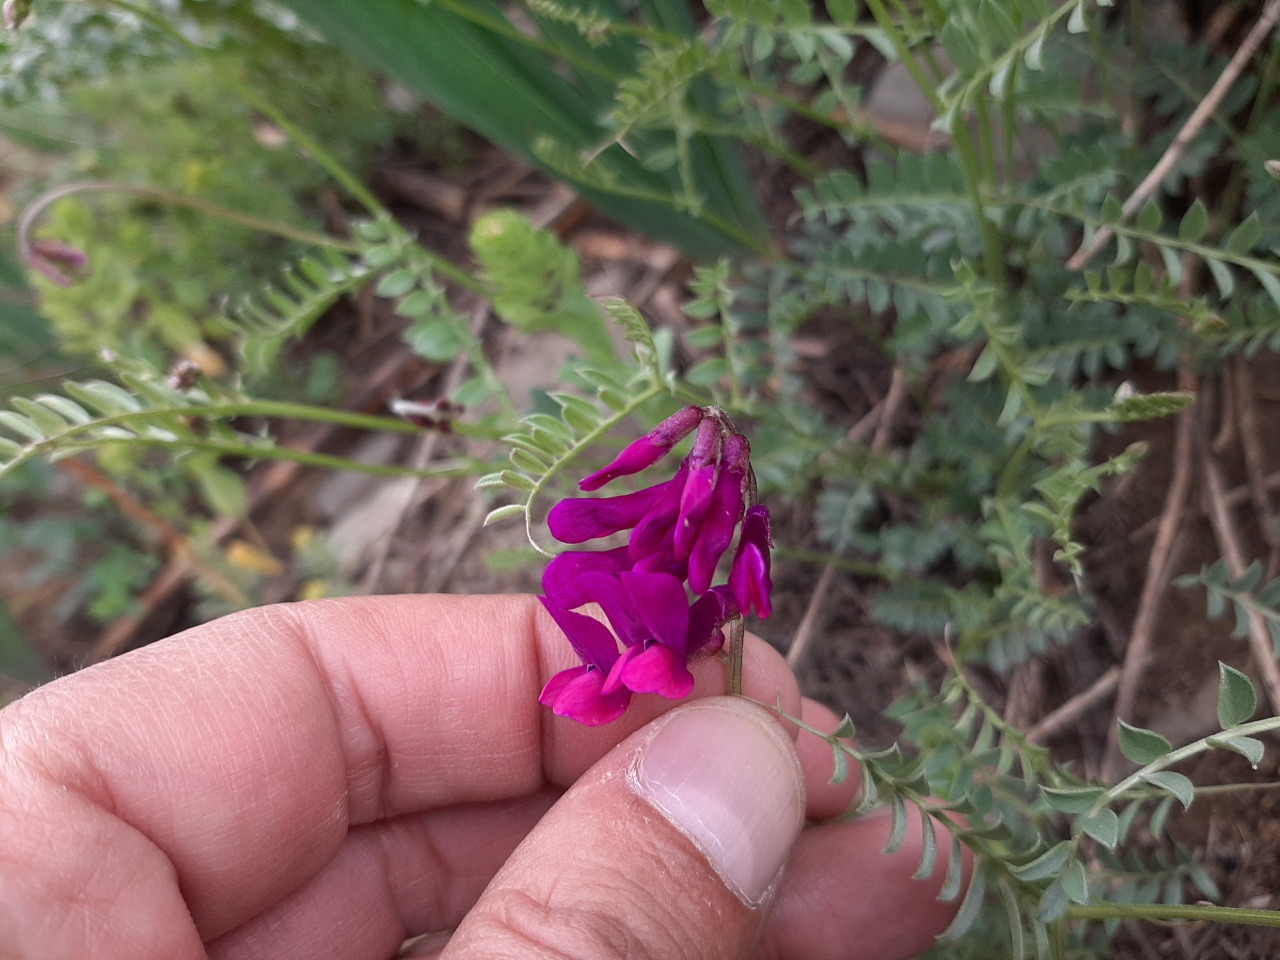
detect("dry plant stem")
[793,370,906,670]
[1066,0,1280,270]
[786,563,837,671]
[58,458,248,608]
[1103,395,1196,781]
[1027,666,1121,744]
[1233,357,1280,564]
[870,368,908,453]
[361,299,498,591]
[87,560,196,662]
[1199,426,1280,712]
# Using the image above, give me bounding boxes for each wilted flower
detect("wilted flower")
[538,405,773,725]
[25,238,89,287]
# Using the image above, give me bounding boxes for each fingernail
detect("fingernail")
[632,697,805,906]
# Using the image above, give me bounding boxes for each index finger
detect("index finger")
[0,594,802,942]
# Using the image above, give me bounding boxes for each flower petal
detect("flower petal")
[578,571,647,647]
[687,586,736,654]
[619,644,695,699]
[542,547,631,609]
[729,505,773,618]
[578,405,703,491]
[601,643,641,695]
[540,666,632,725]
[674,466,717,559]
[548,481,670,544]
[629,461,689,562]
[538,597,620,671]
[621,570,690,653]
[687,461,745,594]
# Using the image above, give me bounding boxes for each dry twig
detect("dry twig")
[786,562,838,671]
[1233,357,1280,566]
[1103,388,1196,781]
[58,458,248,608]
[88,350,417,659]
[1199,424,1280,713]
[1028,666,1121,744]
[1066,0,1280,270]
[792,371,908,670]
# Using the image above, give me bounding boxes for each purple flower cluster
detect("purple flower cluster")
[538,405,773,725]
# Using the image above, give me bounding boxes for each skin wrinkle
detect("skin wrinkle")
[470,886,652,960]
[376,811,447,940]
[295,604,396,824]
[177,609,349,932]
[0,773,203,958]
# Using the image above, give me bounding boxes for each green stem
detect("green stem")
[1069,902,1280,929]
[17,181,360,258]
[157,400,448,434]
[443,0,623,82]
[60,437,483,479]
[727,618,745,696]
[0,396,507,481]
[773,546,889,578]
[1102,716,1280,808]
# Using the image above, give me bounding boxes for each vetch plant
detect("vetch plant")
[538,405,772,725]
[9,0,1280,954]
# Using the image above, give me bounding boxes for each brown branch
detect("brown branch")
[793,368,908,671]
[57,458,248,609]
[1028,666,1121,745]
[1066,0,1280,270]
[87,349,418,660]
[1233,356,1280,564]
[1199,425,1280,713]
[786,562,837,672]
[1103,391,1196,781]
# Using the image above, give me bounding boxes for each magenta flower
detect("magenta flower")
[537,405,773,725]
[673,419,721,560]
[729,505,773,618]
[578,405,702,491]
[548,481,672,543]
[538,597,632,725]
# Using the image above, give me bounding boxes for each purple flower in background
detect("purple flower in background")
[537,405,773,725]
[25,238,89,287]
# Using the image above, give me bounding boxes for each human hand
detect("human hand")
[0,594,962,959]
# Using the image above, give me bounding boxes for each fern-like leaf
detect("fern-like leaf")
[233,248,371,371]
[0,373,263,479]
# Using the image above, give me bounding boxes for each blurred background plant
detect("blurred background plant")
[5,0,1280,955]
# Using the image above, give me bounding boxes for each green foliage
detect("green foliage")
[10,14,405,381]
[1182,560,1280,654]
[478,302,669,550]
[271,0,768,255]
[800,661,1276,955]
[469,209,616,363]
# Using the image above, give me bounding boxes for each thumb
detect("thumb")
[443,697,805,960]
